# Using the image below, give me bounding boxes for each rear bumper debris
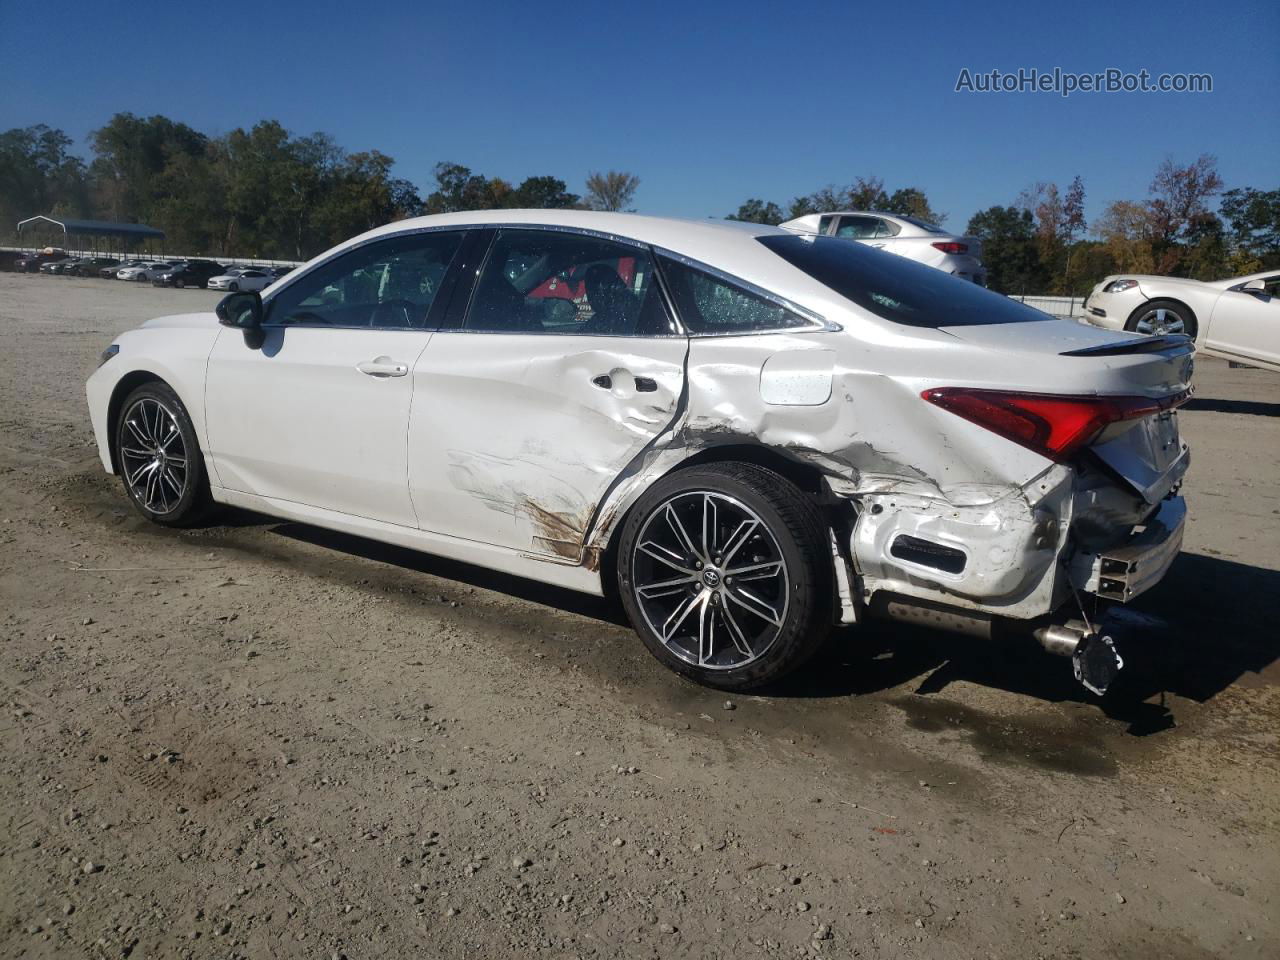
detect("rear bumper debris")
[1071,496,1186,602]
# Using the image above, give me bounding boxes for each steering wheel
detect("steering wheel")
[370,299,417,328]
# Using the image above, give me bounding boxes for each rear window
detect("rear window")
[897,216,946,233]
[758,234,1052,328]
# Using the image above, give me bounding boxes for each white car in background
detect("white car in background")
[207,268,274,292]
[780,211,987,285]
[117,261,179,282]
[1083,270,1280,371]
[86,210,1193,696]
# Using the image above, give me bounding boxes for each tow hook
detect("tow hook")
[1033,620,1124,696]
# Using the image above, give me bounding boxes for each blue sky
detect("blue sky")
[2,0,1276,228]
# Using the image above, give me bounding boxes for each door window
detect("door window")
[834,216,881,239]
[659,257,811,335]
[465,230,676,336]
[266,231,465,329]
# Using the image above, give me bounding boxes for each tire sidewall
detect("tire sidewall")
[1127,299,1197,341]
[616,464,828,691]
[115,383,209,527]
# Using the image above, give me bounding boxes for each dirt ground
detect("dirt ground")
[1,272,1277,960]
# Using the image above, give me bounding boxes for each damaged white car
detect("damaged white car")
[86,211,1192,694]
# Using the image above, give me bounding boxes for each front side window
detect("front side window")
[659,257,811,335]
[266,231,464,328]
[466,230,675,336]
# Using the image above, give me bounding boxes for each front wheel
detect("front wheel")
[115,382,211,527]
[229,281,239,292]
[617,462,831,691]
[1127,299,1197,340]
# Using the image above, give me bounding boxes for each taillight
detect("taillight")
[931,241,968,254]
[922,388,1189,461]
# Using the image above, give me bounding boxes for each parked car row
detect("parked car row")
[3,250,293,289]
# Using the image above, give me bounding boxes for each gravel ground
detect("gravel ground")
[1,272,1277,959]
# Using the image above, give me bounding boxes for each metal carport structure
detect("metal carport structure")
[15,216,166,255]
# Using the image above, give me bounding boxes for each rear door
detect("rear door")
[204,229,466,526]
[407,228,686,560]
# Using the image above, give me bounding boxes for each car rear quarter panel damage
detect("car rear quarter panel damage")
[576,331,1086,621]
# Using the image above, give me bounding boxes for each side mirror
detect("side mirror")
[216,291,263,328]
[1242,279,1267,295]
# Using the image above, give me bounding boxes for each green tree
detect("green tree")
[1220,187,1280,267]
[511,175,580,209]
[584,170,640,211]
[424,162,507,213]
[0,125,89,236]
[966,206,1046,294]
[726,199,785,224]
[884,187,945,224]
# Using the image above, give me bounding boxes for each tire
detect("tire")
[175,278,185,289]
[115,382,212,527]
[616,462,832,691]
[1126,299,1197,340]
[229,281,239,292]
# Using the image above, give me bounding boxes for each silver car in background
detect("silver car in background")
[781,211,987,284]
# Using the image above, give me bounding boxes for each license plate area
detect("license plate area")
[1091,411,1187,503]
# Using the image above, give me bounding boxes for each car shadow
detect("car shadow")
[1183,397,1280,417]
[266,521,630,626]
[774,551,1280,736]
[246,515,1277,737]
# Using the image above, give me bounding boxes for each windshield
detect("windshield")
[758,234,1052,328]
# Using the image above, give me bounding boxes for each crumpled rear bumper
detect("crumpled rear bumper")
[1069,496,1186,602]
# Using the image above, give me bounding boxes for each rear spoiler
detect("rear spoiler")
[1060,334,1193,357]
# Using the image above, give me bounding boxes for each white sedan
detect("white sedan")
[1083,270,1280,371]
[117,261,179,282]
[86,210,1193,695]
[779,211,987,284]
[207,268,274,292]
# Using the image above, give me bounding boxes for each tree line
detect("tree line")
[727,160,1278,294]
[3,114,1275,292]
[0,115,641,261]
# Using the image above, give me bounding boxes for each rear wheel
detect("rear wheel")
[115,382,211,527]
[1127,299,1197,340]
[617,462,831,691]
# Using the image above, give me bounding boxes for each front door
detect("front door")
[1206,275,1280,369]
[407,228,687,559]
[204,229,467,526]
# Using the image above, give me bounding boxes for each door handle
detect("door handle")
[634,377,657,392]
[591,374,612,389]
[356,357,408,378]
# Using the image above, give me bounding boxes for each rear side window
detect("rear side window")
[835,216,881,239]
[659,256,812,335]
[466,230,675,336]
[758,234,1052,328]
